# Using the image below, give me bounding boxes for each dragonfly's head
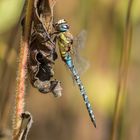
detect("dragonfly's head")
[53,19,69,32]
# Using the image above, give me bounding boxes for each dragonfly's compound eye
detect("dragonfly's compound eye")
[58,23,69,32]
[54,19,69,32]
[62,24,69,29]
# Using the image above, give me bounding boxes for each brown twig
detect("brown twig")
[111,0,133,140]
[12,0,34,139]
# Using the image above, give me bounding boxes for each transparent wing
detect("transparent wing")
[72,30,90,75]
[74,30,87,49]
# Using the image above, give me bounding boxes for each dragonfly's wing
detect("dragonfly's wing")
[74,30,87,49]
[72,30,89,75]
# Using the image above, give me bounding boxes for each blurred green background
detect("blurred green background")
[0,0,140,140]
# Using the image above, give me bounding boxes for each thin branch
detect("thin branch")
[111,0,133,140]
[12,0,34,139]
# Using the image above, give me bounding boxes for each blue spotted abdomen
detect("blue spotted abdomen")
[64,54,96,127]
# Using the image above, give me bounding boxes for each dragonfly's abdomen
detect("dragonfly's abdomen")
[65,54,96,127]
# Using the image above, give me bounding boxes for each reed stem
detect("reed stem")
[111,0,133,140]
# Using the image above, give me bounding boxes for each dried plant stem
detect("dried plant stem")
[13,39,28,137]
[12,0,34,139]
[111,0,133,140]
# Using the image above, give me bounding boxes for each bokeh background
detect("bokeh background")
[0,0,140,140]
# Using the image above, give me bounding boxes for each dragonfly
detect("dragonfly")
[52,19,96,127]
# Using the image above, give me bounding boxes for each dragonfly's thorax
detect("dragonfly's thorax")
[57,31,73,58]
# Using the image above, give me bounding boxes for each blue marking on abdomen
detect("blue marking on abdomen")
[63,53,96,127]
[64,54,73,68]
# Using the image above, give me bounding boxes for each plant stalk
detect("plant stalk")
[12,0,34,139]
[111,0,133,140]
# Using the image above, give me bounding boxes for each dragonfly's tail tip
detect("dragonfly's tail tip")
[93,120,96,128]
